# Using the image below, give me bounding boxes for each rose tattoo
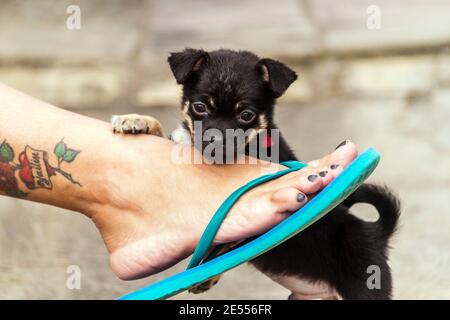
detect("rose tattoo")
[0,138,81,198]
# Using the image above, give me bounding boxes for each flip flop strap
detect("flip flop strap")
[187,160,307,270]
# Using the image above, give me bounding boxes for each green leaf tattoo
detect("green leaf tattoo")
[54,139,80,165]
[62,149,80,163]
[54,139,67,158]
[0,140,15,162]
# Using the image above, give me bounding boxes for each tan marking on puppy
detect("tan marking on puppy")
[234,102,243,113]
[181,101,194,134]
[111,114,164,137]
[182,100,190,113]
[259,114,268,130]
[208,96,215,109]
[245,128,259,145]
[245,114,268,145]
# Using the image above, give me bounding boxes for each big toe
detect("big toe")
[329,140,358,169]
[308,140,358,178]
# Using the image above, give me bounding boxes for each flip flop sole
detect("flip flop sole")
[119,148,380,300]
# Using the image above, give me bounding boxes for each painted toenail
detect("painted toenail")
[319,171,328,177]
[308,174,318,182]
[335,140,350,150]
[330,164,339,170]
[297,193,306,202]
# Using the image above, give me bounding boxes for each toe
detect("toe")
[328,163,343,178]
[270,187,308,213]
[308,141,358,176]
[283,169,324,194]
[329,141,358,169]
[318,168,333,185]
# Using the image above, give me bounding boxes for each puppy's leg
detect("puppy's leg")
[189,276,221,294]
[111,114,165,137]
[268,274,339,300]
[288,293,339,300]
[189,242,241,294]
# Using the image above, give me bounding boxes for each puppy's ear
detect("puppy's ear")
[257,58,298,97]
[168,48,209,84]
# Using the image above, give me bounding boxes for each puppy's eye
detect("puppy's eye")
[237,110,256,124]
[192,102,208,116]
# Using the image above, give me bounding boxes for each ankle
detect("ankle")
[79,141,140,220]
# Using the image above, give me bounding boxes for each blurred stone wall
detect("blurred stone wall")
[1,0,450,110]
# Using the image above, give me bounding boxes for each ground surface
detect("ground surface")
[1,97,449,299]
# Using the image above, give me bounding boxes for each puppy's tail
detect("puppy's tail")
[343,183,401,240]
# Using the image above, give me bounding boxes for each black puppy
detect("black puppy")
[112,49,400,299]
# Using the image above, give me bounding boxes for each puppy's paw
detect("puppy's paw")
[111,114,164,137]
[188,242,240,294]
[189,276,220,294]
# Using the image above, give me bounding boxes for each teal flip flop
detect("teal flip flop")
[119,148,380,300]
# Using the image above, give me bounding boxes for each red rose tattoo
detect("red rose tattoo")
[0,140,25,197]
[0,161,23,197]
[0,162,16,189]
[0,139,81,198]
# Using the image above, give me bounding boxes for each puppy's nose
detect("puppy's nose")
[209,135,218,143]
[208,134,223,144]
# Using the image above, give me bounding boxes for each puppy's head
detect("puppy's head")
[168,48,297,161]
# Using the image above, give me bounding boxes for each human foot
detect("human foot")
[92,139,357,280]
[214,141,358,244]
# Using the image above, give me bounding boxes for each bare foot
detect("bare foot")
[215,141,357,244]
[89,139,357,280]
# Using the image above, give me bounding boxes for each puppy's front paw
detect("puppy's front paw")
[111,114,164,137]
[189,276,220,294]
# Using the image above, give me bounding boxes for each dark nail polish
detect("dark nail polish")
[297,193,306,202]
[330,164,339,170]
[319,171,328,177]
[308,174,318,182]
[335,140,349,150]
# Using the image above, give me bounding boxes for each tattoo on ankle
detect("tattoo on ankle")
[0,138,82,198]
